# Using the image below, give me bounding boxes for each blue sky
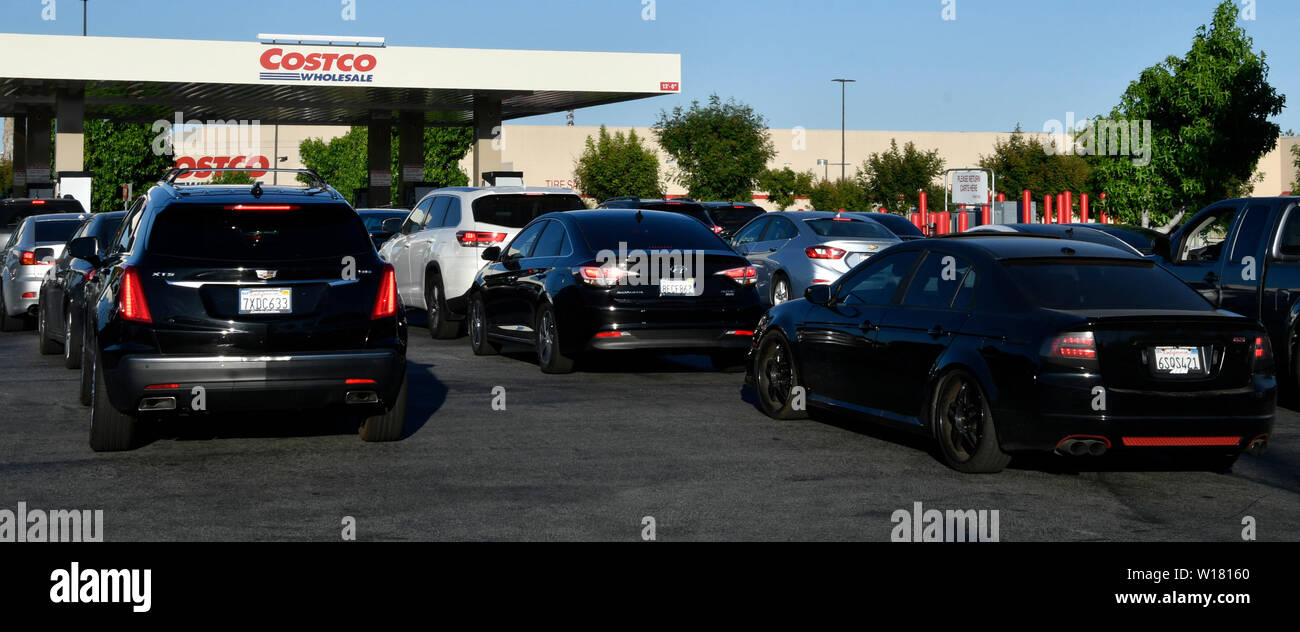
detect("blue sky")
[3,0,1298,133]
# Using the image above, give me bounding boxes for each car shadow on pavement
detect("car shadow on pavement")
[496,346,722,374]
[140,361,446,446]
[739,384,1296,480]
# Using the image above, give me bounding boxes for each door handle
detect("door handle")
[1204,271,1220,284]
[928,325,948,337]
[859,320,877,332]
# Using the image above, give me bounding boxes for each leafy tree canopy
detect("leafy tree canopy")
[653,94,775,200]
[573,126,662,202]
[756,167,815,211]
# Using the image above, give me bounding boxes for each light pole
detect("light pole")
[816,159,829,181]
[82,1,88,36]
[831,78,855,181]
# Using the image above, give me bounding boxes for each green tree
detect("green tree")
[808,177,869,213]
[0,158,11,197]
[299,126,473,205]
[756,167,815,211]
[1291,145,1299,193]
[84,119,174,211]
[978,126,1092,207]
[209,170,255,185]
[652,94,776,200]
[1087,0,1286,226]
[573,126,662,202]
[857,139,945,214]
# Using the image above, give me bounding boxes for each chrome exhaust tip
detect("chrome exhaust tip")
[138,397,177,412]
[1245,435,1269,456]
[1087,440,1108,456]
[346,391,379,405]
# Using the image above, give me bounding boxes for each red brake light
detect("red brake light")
[31,200,45,205]
[146,384,180,390]
[346,378,377,385]
[720,266,758,285]
[1254,336,1271,360]
[805,246,847,259]
[20,251,36,265]
[594,331,627,339]
[1049,332,1096,359]
[456,231,507,246]
[371,264,398,319]
[578,265,627,287]
[119,266,153,324]
[224,205,299,211]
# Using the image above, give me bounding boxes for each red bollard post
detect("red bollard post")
[1043,194,1054,224]
[1080,194,1090,223]
[1022,190,1032,223]
[982,192,992,226]
[919,191,929,234]
[958,210,970,232]
[1064,191,1073,223]
[1099,192,1108,224]
[935,211,950,235]
[910,212,922,228]
[1056,193,1065,224]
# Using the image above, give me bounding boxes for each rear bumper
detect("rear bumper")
[585,327,755,352]
[103,350,405,415]
[3,276,43,316]
[995,372,1277,453]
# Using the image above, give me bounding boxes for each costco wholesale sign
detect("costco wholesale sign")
[259,47,378,82]
[173,156,271,179]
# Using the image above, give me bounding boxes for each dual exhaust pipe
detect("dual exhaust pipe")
[1057,437,1109,457]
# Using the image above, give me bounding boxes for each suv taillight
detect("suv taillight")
[457,231,507,247]
[371,264,398,319]
[119,266,153,324]
[20,251,36,265]
[1047,331,1097,360]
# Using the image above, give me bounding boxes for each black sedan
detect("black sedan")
[746,234,1275,473]
[1066,222,1166,256]
[37,211,126,370]
[467,209,764,373]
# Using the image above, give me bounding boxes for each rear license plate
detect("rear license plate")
[239,287,292,314]
[659,278,696,296]
[1152,346,1204,376]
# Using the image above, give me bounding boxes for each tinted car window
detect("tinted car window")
[1004,259,1212,311]
[93,216,126,254]
[805,218,894,239]
[1280,205,1300,251]
[34,219,83,243]
[474,194,586,228]
[360,212,407,232]
[762,218,798,241]
[426,196,451,228]
[147,203,371,261]
[838,251,920,305]
[952,268,977,310]
[903,253,973,309]
[707,207,764,231]
[1178,207,1238,263]
[732,217,770,246]
[1227,204,1272,263]
[576,213,728,252]
[867,213,925,238]
[403,199,431,235]
[506,221,548,259]
[533,221,569,257]
[632,202,711,225]
[443,198,462,227]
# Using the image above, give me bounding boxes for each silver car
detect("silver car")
[730,211,902,305]
[1,213,90,331]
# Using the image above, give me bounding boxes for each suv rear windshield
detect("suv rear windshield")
[473,194,586,228]
[1004,259,1212,311]
[147,203,371,261]
[804,218,894,239]
[34,219,84,243]
[635,202,711,225]
[706,207,764,230]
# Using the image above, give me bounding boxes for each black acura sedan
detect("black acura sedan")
[746,234,1275,473]
[468,209,764,373]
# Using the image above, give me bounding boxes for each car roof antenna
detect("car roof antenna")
[635,209,643,223]
[251,182,263,199]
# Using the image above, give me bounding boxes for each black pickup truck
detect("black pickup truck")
[1152,196,1300,387]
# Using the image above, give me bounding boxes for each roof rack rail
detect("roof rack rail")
[162,167,330,190]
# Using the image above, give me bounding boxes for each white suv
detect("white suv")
[379,186,588,338]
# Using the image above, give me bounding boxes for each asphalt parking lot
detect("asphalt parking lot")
[1,316,1297,542]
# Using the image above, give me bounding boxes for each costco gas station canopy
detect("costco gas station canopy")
[0,32,682,201]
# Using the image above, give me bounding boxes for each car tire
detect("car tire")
[930,370,1011,474]
[0,291,23,332]
[468,294,500,356]
[753,331,808,420]
[78,341,94,406]
[359,373,407,443]
[771,274,792,306]
[426,276,461,340]
[535,303,576,374]
[63,309,82,369]
[37,298,59,355]
[89,356,139,452]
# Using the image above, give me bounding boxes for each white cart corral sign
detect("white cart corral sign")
[949,170,990,206]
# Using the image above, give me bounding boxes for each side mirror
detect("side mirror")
[1150,235,1172,261]
[804,284,833,306]
[69,236,100,265]
[380,218,404,234]
[481,246,502,262]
